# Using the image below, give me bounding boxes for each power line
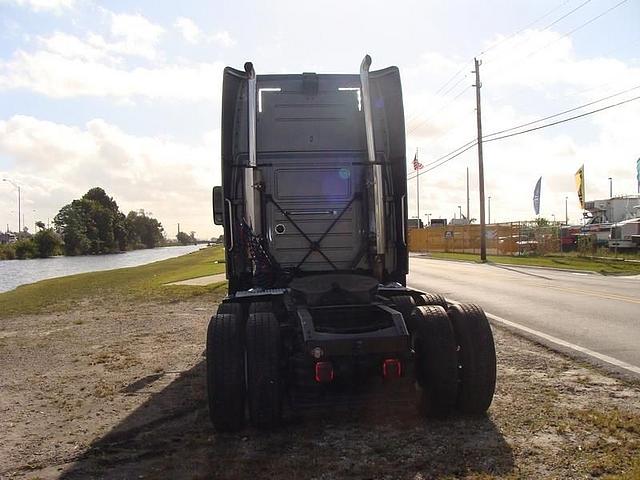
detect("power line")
[522,0,630,61]
[537,0,593,35]
[479,0,572,56]
[433,68,466,96]
[483,94,640,143]
[408,142,477,180]
[410,1,595,130]
[404,74,468,127]
[483,84,640,139]
[407,92,640,178]
[407,85,472,135]
[483,0,593,67]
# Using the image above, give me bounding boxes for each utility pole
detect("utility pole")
[473,58,487,262]
[416,148,420,222]
[488,196,491,224]
[565,196,568,225]
[466,166,470,221]
[608,177,613,198]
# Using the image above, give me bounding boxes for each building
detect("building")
[584,195,640,224]
[0,231,17,244]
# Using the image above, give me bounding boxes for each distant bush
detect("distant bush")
[14,239,37,259]
[33,229,63,258]
[0,243,16,260]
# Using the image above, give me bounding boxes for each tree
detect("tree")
[14,238,37,259]
[54,200,92,255]
[33,229,62,258]
[126,211,164,249]
[176,231,192,245]
[83,187,127,250]
[36,221,45,231]
[53,187,165,255]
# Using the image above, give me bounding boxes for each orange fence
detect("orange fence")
[408,222,562,256]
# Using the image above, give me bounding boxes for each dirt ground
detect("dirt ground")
[1,295,639,480]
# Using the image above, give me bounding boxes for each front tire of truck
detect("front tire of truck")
[412,305,459,417]
[447,303,496,415]
[246,312,282,429]
[206,313,246,432]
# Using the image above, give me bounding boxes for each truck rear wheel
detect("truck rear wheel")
[416,293,448,309]
[206,313,246,432]
[447,303,496,415]
[412,305,459,417]
[248,301,273,315]
[390,295,416,330]
[217,301,243,318]
[246,312,282,429]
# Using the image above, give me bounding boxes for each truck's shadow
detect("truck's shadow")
[60,361,514,479]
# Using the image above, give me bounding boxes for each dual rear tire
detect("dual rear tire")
[206,302,282,432]
[411,303,496,417]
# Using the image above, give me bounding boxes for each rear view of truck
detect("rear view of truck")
[209,56,496,431]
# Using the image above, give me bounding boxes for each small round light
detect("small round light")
[311,347,324,359]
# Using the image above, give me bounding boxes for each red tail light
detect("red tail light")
[383,358,402,379]
[315,361,334,383]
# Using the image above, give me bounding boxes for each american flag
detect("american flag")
[413,152,423,171]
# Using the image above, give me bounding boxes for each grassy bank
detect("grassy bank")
[425,251,640,275]
[0,246,226,318]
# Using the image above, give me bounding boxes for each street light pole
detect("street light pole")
[565,196,568,225]
[2,178,20,233]
[488,196,491,224]
[608,177,613,198]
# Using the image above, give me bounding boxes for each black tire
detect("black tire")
[390,295,417,331]
[246,312,282,429]
[415,293,448,309]
[206,313,246,432]
[248,301,273,315]
[412,305,459,417]
[217,301,244,319]
[447,303,496,415]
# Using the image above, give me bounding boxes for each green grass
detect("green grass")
[426,252,640,275]
[0,246,227,318]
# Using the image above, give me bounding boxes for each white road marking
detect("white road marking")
[485,310,640,377]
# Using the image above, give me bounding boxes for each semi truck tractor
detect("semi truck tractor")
[208,55,496,431]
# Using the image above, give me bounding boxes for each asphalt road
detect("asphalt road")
[407,256,640,376]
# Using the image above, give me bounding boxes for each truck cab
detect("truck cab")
[207,56,496,431]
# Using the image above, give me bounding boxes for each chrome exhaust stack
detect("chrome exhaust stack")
[360,55,386,275]
[244,61,261,234]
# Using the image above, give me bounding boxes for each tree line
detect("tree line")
[1,187,166,259]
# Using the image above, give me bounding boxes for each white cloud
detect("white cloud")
[209,31,235,48]
[174,17,201,44]
[0,115,221,237]
[107,12,165,60]
[38,32,113,63]
[0,47,225,101]
[173,17,236,48]
[0,0,75,13]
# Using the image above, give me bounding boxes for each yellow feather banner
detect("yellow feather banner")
[575,165,585,210]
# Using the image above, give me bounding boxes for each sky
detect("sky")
[0,0,639,238]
